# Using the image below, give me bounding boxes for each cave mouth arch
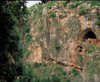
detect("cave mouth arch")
[83,31,96,40]
[81,28,97,41]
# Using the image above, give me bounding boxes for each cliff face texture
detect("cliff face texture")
[26,1,100,80]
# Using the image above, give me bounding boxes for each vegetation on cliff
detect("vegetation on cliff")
[1,0,100,82]
[0,1,29,81]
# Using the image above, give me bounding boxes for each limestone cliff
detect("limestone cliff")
[26,1,100,80]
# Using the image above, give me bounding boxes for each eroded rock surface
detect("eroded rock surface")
[27,1,100,72]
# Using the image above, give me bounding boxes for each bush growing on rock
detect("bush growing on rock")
[95,20,100,26]
[78,6,88,15]
[39,24,44,30]
[49,13,56,18]
[72,68,79,76]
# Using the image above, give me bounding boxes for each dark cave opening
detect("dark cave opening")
[83,31,96,40]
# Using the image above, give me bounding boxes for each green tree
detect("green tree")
[0,1,27,81]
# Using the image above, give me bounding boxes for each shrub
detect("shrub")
[41,62,47,67]
[67,18,80,28]
[25,34,32,42]
[61,71,66,76]
[98,15,100,19]
[57,67,66,75]
[70,3,81,9]
[33,62,40,68]
[34,9,38,16]
[74,2,82,8]
[15,65,35,82]
[39,24,44,30]
[95,20,100,26]
[40,41,43,47]
[95,46,100,51]
[37,5,43,16]
[39,78,48,82]
[33,16,36,20]
[88,1,100,6]
[86,61,97,76]
[35,35,39,41]
[86,47,92,53]
[24,24,30,33]
[65,32,68,40]
[46,1,54,9]
[34,21,37,25]
[10,27,20,40]
[70,4,75,9]
[49,13,56,18]
[33,9,37,20]
[52,74,60,82]
[78,54,83,63]
[86,44,98,53]
[72,68,78,76]
[78,7,88,15]
[24,51,30,58]
[66,79,71,82]
[63,2,67,7]
[55,44,60,52]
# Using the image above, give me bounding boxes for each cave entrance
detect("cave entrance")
[81,28,97,45]
[83,30,96,41]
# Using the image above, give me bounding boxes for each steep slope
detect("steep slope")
[25,1,100,82]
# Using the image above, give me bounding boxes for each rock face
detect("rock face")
[43,7,48,15]
[28,1,100,71]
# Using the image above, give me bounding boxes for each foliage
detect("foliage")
[33,62,41,68]
[39,24,44,30]
[15,63,69,82]
[37,5,44,17]
[86,61,100,77]
[24,23,30,33]
[85,49,100,77]
[70,2,82,9]
[86,44,100,53]
[66,79,71,82]
[34,21,37,25]
[72,68,79,76]
[65,32,68,40]
[49,13,56,18]
[78,6,88,15]
[95,20,100,26]
[0,1,27,82]
[45,1,54,9]
[52,74,61,82]
[55,43,61,52]
[33,16,36,20]
[70,4,75,9]
[25,34,32,42]
[40,41,43,47]
[10,26,20,42]
[41,62,47,67]
[33,9,38,20]
[98,15,100,19]
[67,18,80,28]
[63,2,67,7]
[78,54,83,63]
[87,1,100,6]
[24,51,30,58]
[15,64,35,82]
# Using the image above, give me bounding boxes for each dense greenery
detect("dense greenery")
[15,62,71,82]
[25,34,32,42]
[39,24,44,30]
[49,13,56,18]
[78,6,88,15]
[0,1,28,81]
[70,2,82,9]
